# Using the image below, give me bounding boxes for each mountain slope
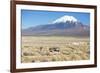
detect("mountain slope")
[22,15,90,36]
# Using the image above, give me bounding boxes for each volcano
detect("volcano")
[22,15,90,36]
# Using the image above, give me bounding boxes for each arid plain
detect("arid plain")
[21,36,90,63]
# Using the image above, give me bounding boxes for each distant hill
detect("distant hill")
[22,15,90,37]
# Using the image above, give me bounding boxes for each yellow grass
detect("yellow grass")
[21,36,90,63]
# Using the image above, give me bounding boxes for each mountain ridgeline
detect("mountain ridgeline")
[22,15,90,37]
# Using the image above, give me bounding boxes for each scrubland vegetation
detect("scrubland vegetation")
[21,36,90,63]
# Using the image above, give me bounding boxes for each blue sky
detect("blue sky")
[21,10,90,29]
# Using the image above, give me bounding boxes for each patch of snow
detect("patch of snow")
[52,15,78,24]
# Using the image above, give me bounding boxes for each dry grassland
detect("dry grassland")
[21,36,90,63]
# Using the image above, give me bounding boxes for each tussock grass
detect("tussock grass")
[21,36,90,63]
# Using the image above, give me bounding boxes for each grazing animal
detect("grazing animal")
[72,42,80,45]
[49,47,60,52]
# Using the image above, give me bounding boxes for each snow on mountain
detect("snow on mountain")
[22,15,89,36]
[52,15,78,24]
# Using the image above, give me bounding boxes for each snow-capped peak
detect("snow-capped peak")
[52,15,78,24]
